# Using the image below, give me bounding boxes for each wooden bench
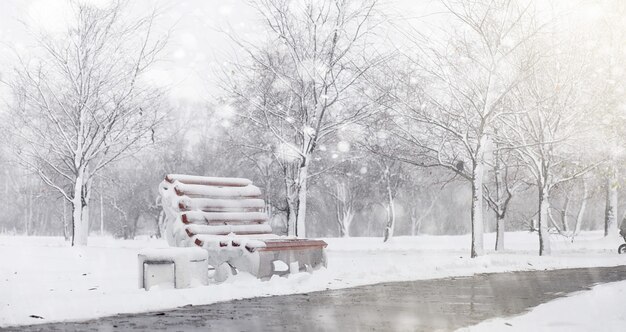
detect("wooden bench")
[158,174,327,281]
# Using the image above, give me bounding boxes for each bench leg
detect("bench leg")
[214,262,237,282]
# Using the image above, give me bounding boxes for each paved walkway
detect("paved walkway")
[8,265,626,331]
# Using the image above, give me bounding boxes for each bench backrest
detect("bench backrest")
[161,174,273,236]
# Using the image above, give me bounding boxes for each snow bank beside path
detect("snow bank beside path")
[1,231,625,327]
[460,280,626,332]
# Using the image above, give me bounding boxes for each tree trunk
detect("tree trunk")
[339,209,354,238]
[131,213,141,239]
[154,210,164,238]
[411,197,437,236]
[495,215,505,251]
[63,200,70,241]
[470,158,485,258]
[604,169,618,237]
[561,196,570,232]
[80,198,91,245]
[285,166,298,237]
[574,179,588,236]
[538,186,552,256]
[286,194,298,237]
[26,191,33,236]
[71,170,91,246]
[71,177,84,246]
[335,182,353,238]
[100,183,104,236]
[295,157,310,238]
[383,177,396,242]
[410,212,419,236]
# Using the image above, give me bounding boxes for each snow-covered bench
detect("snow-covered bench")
[158,174,327,281]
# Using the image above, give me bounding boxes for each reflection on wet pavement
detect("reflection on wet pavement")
[9,265,626,332]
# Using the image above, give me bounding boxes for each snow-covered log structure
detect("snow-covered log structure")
[159,174,327,281]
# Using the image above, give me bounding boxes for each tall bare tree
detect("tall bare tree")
[223,0,383,237]
[588,1,626,237]
[484,141,524,251]
[6,1,167,245]
[377,0,540,257]
[500,51,597,255]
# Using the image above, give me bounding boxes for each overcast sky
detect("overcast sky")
[0,0,446,103]
[0,0,606,104]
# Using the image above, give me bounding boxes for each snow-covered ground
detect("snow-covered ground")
[1,231,625,327]
[460,280,626,332]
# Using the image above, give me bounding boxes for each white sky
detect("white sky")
[0,0,608,103]
[0,0,254,102]
[0,0,442,103]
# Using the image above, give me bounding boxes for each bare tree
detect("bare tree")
[591,4,626,237]
[332,181,355,237]
[406,185,439,237]
[376,0,539,257]
[316,159,369,238]
[222,0,383,237]
[484,142,524,251]
[321,169,367,238]
[370,156,404,242]
[6,1,167,245]
[500,51,598,255]
[547,175,591,240]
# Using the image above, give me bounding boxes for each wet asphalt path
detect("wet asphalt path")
[8,265,626,332]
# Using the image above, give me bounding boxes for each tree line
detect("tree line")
[0,0,623,258]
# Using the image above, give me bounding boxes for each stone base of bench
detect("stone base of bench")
[138,247,209,290]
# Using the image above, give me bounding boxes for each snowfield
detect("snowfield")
[460,280,626,332]
[1,231,626,327]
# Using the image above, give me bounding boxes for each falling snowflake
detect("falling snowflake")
[219,6,232,16]
[376,131,389,140]
[276,143,301,162]
[337,141,350,152]
[303,126,316,137]
[173,49,186,59]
